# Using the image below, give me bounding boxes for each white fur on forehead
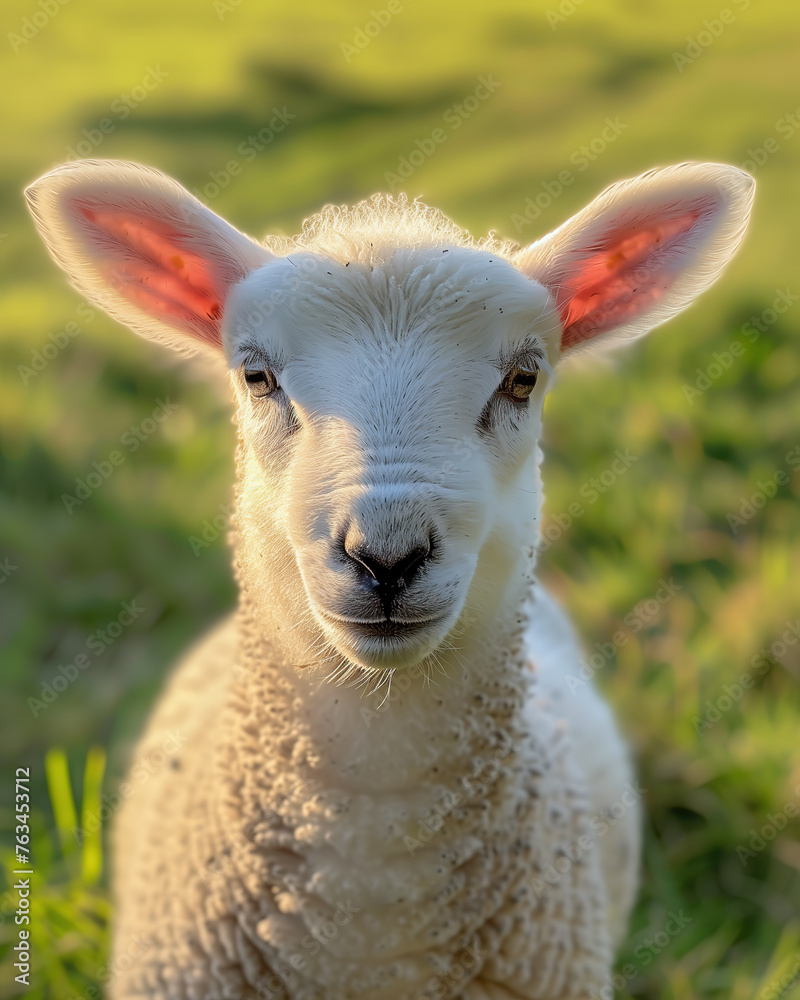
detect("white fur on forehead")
[224,244,560,368]
[263,193,518,264]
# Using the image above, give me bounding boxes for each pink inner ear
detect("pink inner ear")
[75,202,233,346]
[559,209,703,349]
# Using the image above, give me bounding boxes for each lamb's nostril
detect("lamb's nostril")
[343,537,432,593]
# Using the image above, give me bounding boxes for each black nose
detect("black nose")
[343,535,432,615]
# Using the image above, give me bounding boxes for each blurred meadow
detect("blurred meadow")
[1,0,799,996]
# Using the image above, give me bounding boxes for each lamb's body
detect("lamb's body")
[113,581,637,1000]
[26,157,753,1000]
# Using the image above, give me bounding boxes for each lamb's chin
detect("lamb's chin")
[320,619,451,674]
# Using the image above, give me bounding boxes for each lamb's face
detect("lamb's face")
[224,248,559,673]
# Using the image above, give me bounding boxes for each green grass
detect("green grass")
[1,0,799,996]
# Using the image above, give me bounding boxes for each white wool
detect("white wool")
[25,159,754,999]
[262,192,515,262]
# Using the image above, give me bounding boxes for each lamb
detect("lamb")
[26,158,754,1000]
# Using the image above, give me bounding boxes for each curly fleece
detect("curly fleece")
[111,550,634,1000]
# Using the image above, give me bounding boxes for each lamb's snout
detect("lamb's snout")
[340,524,434,619]
[293,474,479,668]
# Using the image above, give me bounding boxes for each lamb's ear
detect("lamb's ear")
[25,159,273,355]
[513,162,755,355]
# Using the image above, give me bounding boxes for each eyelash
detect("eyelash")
[499,361,541,403]
[241,362,301,432]
[244,368,278,398]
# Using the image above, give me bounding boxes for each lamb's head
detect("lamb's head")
[25,160,754,676]
[225,238,558,672]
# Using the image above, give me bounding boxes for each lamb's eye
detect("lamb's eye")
[501,364,539,402]
[244,369,278,399]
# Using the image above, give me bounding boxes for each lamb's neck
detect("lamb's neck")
[214,566,561,995]
[228,569,537,799]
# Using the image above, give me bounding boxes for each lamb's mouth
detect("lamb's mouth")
[320,611,447,640]
[314,609,455,670]
[345,617,446,639]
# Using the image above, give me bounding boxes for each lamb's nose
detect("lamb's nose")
[347,543,431,590]
[343,532,433,606]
